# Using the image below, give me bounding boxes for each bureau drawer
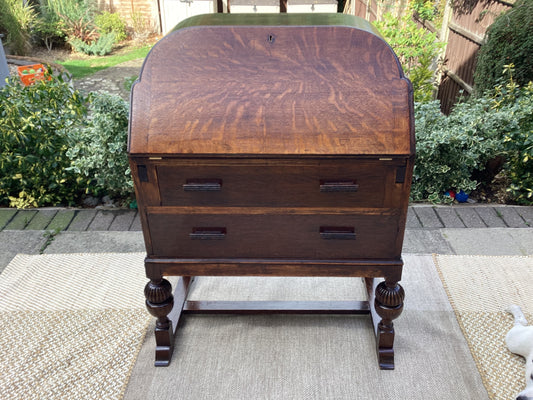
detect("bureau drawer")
[147,209,400,259]
[156,160,405,208]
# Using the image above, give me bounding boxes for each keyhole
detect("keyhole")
[267,34,275,44]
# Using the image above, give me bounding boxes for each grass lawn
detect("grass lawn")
[56,45,152,79]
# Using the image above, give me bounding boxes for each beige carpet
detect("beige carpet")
[3,253,525,399]
[124,254,489,400]
[0,253,150,400]
[434,254,533,400]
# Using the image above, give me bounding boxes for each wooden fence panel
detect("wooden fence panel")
[437,0,513,113]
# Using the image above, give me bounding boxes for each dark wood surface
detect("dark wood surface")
[129,16,414,156]
[182,300,371,314]
[129,13,414,370]
[156,158,406,208]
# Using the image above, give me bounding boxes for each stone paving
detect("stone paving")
[74,58,144,101]
[1,204,531,233]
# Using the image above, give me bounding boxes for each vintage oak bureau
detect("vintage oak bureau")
[128,13,415,370]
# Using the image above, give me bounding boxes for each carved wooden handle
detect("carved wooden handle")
[319,227,356,240]
[190,227,227,240]
[183,179,222,191]
[319,180,359,192]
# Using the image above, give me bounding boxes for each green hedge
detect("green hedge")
[413,66,533,204]
[0,72,133,208]
[0,71,87,208]
[474,0,533,95]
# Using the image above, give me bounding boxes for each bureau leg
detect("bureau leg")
[372,279,405,370]
[145,278,174,367]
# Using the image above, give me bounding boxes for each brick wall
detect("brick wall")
[98,0,161,34]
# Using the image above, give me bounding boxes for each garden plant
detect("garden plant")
[0,72,133,208]
[0,0,130,55]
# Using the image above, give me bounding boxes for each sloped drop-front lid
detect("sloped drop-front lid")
[129,13,414,156]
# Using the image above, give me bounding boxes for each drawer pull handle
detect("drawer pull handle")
[183,179,222,191]
[190,227,226,240]
[320,227,356,240]
[320,180,359,192]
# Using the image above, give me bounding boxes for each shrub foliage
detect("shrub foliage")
[373,10,444,102]
[0,71,87,207]
[94,11,127,42]
[413,66,533,204]
[67,92,133,199]
[0,75,134,208]
[474,0,533,94]
[69,32,116,56]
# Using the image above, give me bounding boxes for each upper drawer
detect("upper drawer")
[156,159,406,208]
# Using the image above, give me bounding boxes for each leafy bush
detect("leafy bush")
[67,92,133,199]
[69,32,115,56]
[373,10,445,102]
[413,66,533,204]
[35,0,98,50]
[33,5,66,51]
[0,0,36,55]
[492,66,533,204]
[474,0,533,94]
[95,11,127,42]
[0,71,87,208]
[412,99,504,203]
[63,14,98,44]
[39,0,94,23]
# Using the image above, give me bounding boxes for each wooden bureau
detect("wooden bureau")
[128,13,415,370]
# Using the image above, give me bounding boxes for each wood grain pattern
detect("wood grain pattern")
[156,159,404,208]
[129,25,413,156]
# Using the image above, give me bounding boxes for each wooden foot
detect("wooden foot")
[145,278,174,367]
[145,276,193,366]
[366,278,404,370]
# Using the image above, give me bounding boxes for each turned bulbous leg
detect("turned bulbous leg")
[374,280,405,370]
[145,278,174,366]
[374,280,405,323]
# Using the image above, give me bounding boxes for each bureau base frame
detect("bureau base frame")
[144,259,405,370]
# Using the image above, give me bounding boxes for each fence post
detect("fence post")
[435,0,453,88]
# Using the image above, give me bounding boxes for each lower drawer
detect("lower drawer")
[147,210,400,259]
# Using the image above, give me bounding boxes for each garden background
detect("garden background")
[0,0,532,208]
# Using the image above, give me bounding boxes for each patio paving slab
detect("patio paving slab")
[454,207,486,228]
[0,209,17,230]
[87,210,115,231]
[434,207,465,228]
[473,206,506,228]
[43,231,145,254]
[25,209,58,230]
[402,229,454,254]
[516,206,533,227]
[47,210,76,231]
[4,210,37,230]
[109,210,137,231]
[67,210,97,231]
[0,230,48,273]
[498,206,528,228]
[441,228,533,256]
[412,206,443,228]
[130,213,142,231]
[405,207,421,229]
